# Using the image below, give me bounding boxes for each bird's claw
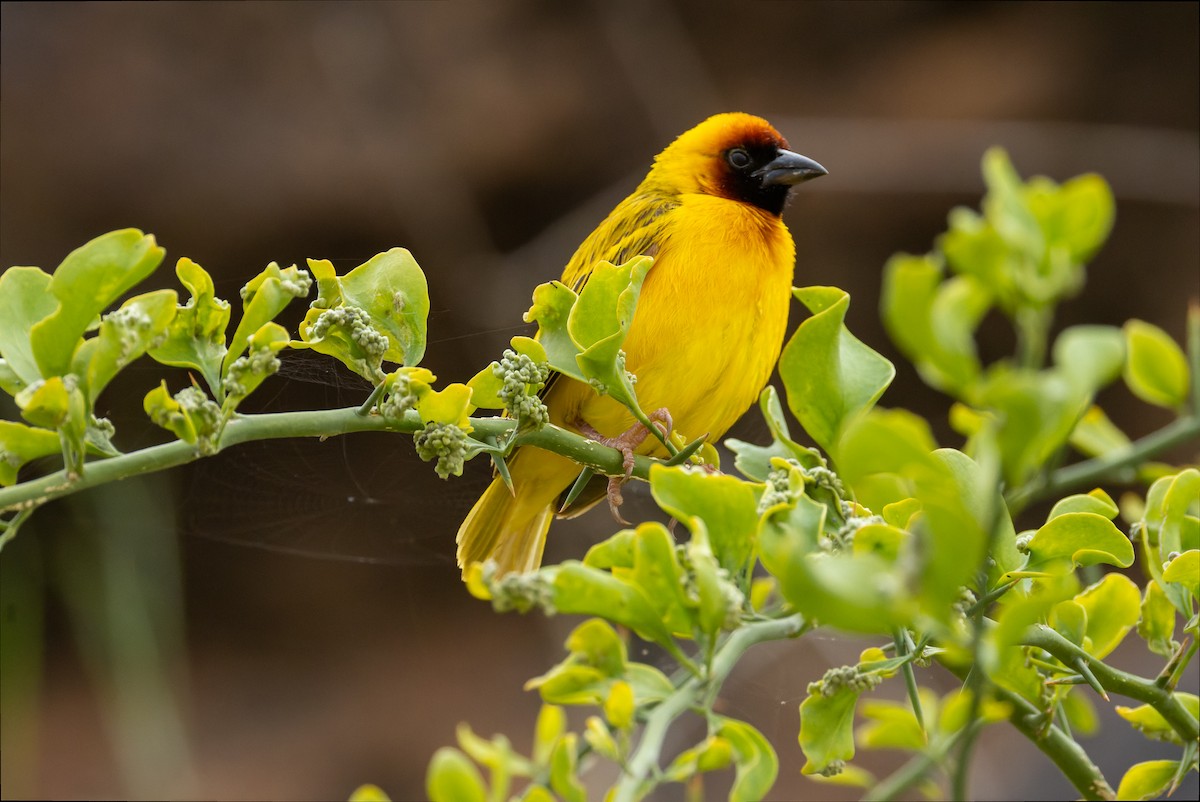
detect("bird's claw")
[573,407,674,524]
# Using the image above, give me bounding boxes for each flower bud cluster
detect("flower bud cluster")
[414,420,468,479]
[379,372,422,422]
[808,664,883,697]
[482,560,555,615]
[758,464,798,513]
[223,342,281,400]
[103,305,155,359]
[493,349,550,427]
[822,504,884,552]
[309,306,388,362]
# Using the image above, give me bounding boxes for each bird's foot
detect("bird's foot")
[574,408,673,523]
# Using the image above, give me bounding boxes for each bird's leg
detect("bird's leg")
[573,408,673,523]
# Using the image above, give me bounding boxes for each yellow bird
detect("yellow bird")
[457,112,826,575]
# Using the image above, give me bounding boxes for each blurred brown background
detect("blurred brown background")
[1,2,1197,800]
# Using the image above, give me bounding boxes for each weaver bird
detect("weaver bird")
[457,112,826,575]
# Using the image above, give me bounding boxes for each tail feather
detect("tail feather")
[456,448,576,577]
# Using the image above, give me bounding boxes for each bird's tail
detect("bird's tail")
[455,449,576,577]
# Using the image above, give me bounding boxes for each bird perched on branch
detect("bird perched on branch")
[457,112,826,576]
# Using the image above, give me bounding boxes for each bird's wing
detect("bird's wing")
[560,193,676,292]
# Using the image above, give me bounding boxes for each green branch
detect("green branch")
[939,657,1116,801]
[1023,624,1200,744]
[1006,415,1200,512]
[0,408,661,517]
[611,614,808,802]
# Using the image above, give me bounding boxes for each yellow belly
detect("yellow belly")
[551,193,796,451]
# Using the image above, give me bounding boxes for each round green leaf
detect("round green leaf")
[780,286,895,456]
[0,266,57,388]
[1024,511,1134,572]
[1116,760,1179,801]
[426,747,486,802]
[1162,550,1199,599]
[799,685,860,776]
[29,229,165,379]
[1072,573,1140,658]
[1124,320,1189,409]
[649,463,760,574]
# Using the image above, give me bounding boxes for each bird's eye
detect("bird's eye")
[726,148,752,170]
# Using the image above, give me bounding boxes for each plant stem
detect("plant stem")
[894,629,925,732]
[1006,414,1200,512]
[1023,624,1200,743]
[864,728,968,802]
[939,658,1116,800]
[611,614,807,802]
[0,407,663,518]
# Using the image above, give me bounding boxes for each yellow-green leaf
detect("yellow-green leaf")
[1124,320,1189,409]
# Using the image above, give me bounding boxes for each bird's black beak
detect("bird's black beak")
[754,149,828,186]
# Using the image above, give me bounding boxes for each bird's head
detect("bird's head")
[645,112,826,216]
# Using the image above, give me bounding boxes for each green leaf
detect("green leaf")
[1050,600,1089,648]
[664,736,734,781]
[1069,405,1132,459]
[759,489,913,633]
[14,376,71,429]
[1115,694,1199,746]
[570,257,653,416]
[881,253,989,396]
[564,618,626,677]
[524,281,583,381]
[1048,489,1120,521]
[1024,512,1135,573]
[148,258,230,398]
[1027,172,1114,265]
[29,229,165,379]
[1124,320,1190,409]
[0,420,62,486]
[987,573,1079,702]
[0,267,58,389]
[333,249,429,366]
[426,747,486,802]
[75,289,178,404]
[1138,580,1179,657]
[686,533,734,638]
[603,680,634,730]
[348,784,391,802]
[1116,760,1179,801]
[649,463,760,575]
[779,286,895,456]
[973,366,1089,488]
[417,383,474,430]
[717,717,778,802]
[545,565,676,654]
[1163,550,1199,599]
[1060,690,1100,737]
[1052,325,1125,395]
[532,704,566,767]
[1144,469,1200,564]
[856,696,929,751]
[548,734,585,802]
[295,252,428,381]
[798,684,861,776]
[1072,573,1140,658]
[223,262,311,377]
[835,408,940,512]
[628,521,694,637]
[727,386,822,482]
[582,529,637,570]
